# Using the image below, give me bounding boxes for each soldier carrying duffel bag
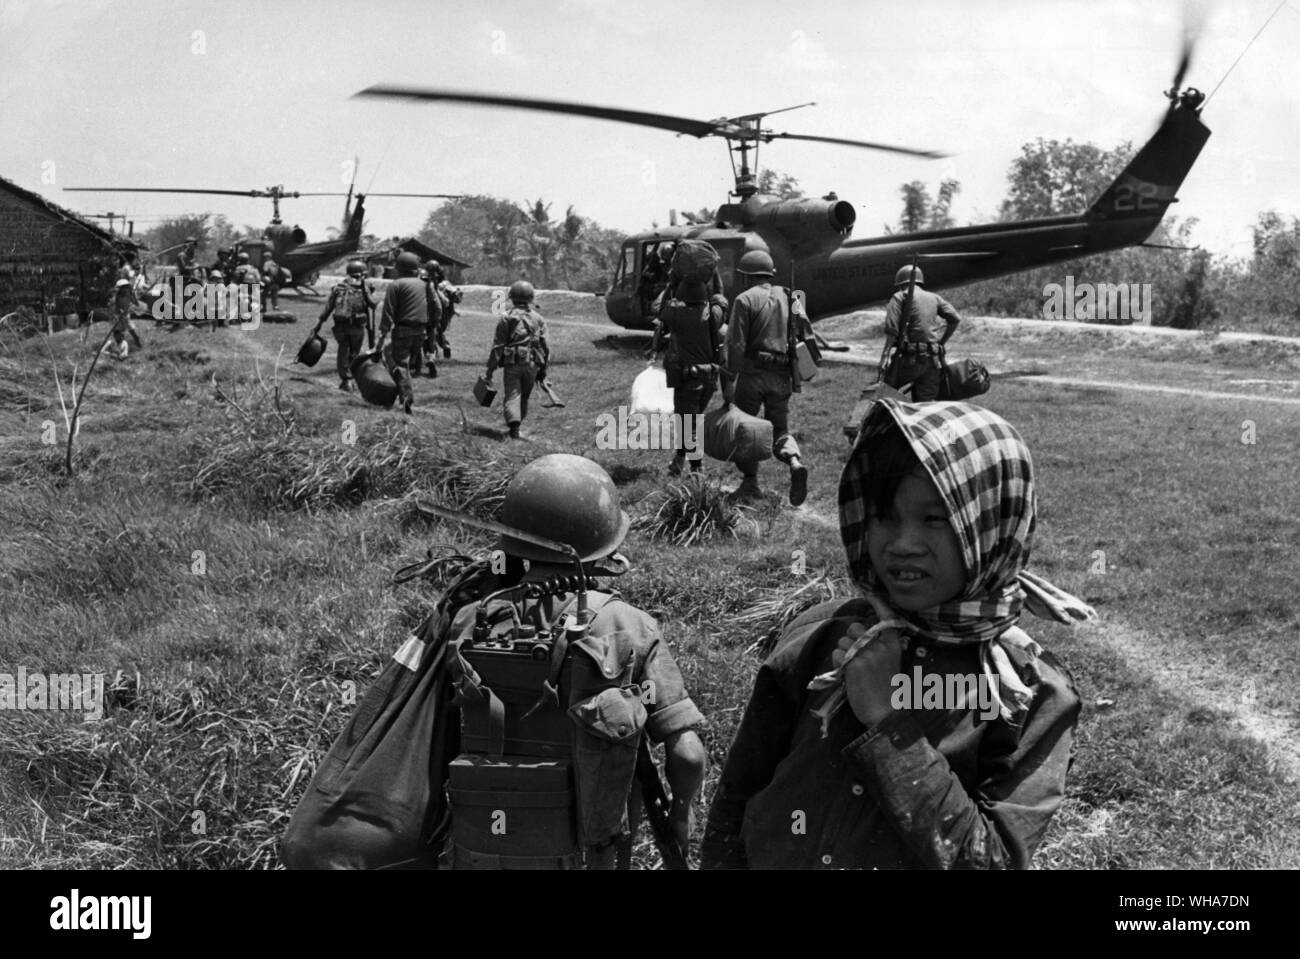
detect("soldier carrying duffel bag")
[281,454,707,870]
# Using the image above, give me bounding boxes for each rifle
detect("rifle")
[879,252,919,385]
[635,738,688,870]
[537,368,565,407]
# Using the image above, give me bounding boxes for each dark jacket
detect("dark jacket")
[726,282,791,375]
[381,275,440,334]
[884,287,961,345]
[701,598,1081,870]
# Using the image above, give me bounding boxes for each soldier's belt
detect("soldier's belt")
[900,341,943,356]
[750,350,792,369]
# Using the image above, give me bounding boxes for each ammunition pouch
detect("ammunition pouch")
[568,685,646,843]
[900,341,944,358]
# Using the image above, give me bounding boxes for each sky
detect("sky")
[3,0,1299,259]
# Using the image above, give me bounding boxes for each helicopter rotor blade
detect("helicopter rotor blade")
[355,86,946,159]
[364,192,466,198]
[767,132,949,159]
[354,86,722,138]
[64,187,265,197]
[1172,0,1207,92]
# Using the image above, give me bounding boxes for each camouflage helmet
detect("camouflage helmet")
[508,280,535,304]
[498,454,631,564]
[395,251,422,275]
[737,249,775,276]
[345,260,366,277]
[894,265,924,287]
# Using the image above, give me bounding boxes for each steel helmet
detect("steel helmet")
[346,260,366,277]
[395,251,422,274]
[508,280,535,304]
[894,265,924,287]
[237,252,250,263]
[114,278,131,288]
[498,454,631,564]
[737,250,775,276]
[426,261,445,281]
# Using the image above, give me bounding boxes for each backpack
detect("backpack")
[442,589,630,869]
[332,281,370,326]
[670,239,720,284]
[500,307,544,367]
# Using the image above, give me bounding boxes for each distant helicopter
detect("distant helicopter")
[65,174,460,293]
[355,37,1209,329]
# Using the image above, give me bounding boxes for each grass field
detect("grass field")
[2,286,1298,869]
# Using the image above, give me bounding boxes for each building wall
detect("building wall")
[0,190,120,319]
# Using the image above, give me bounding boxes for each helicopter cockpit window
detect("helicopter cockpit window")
[615,245,637,292]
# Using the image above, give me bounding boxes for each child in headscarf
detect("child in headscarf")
[701,399,1091,869]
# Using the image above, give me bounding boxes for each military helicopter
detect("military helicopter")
[355,43,1210,329]
[64,177,461,293]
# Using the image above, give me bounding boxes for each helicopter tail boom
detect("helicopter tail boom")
[1085,90,1210,227]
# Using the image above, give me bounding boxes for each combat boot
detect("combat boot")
[339,380,352,392]
[729,476,763,502]
[788,456,809,507]
[508,424,521,440]
[668,454,685,477]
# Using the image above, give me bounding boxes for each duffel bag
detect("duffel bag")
[704,403,773,465]
[940,358,991,400]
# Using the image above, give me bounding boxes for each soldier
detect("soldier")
[280,454,708,871]
[261,253,282,313]
[229,252,262,325]
[314,260,376,391]
[485,280,549,440]
[721,249,809,506]
[375,250,441,415]
[211,247,233,281]
[879,265,961,402]
[441,454,707,868]
[652,279,726,475]
[176,237,201,286]
[427,260,461,358]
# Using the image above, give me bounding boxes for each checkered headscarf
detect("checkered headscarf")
[838,399,1094,720]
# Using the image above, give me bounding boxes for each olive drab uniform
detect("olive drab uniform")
[724,282,803,480]
[655,292,726,469]
[486,304,549,435]
[442,586,704,869]
[380,275,443,411]
[882,287,961,402]
[232,261,262,323]
[321,278,376,388]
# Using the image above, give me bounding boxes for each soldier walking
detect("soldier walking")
[314,260,376,391]
[721,250,809,506]
[879,265,961,402]
[484,281,549,440]
[653,280,726,475]
[231,252,262,325]
[376,251,441,415]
